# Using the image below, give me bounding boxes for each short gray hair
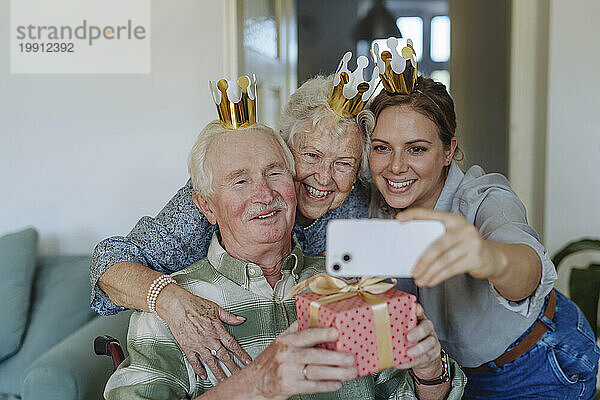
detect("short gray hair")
[278,75,371,177]
[187,121,296,196]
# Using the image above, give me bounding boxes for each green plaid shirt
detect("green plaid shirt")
[105,233,465,400]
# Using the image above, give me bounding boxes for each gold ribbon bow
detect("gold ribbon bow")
[287,274,398,370]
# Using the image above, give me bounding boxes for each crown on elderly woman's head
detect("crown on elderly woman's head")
[328,52,380,119]
[371,37,418,95]
[209,74,257,130]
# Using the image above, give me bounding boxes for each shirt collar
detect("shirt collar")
[206,231,305,288]
[434,161,464,212]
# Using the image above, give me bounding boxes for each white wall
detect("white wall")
[3,0,598,256]
[508,0,549,237]
[544,0,600,253]
[0,0,227,254]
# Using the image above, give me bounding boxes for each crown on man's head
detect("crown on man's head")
[371,37,417,95]
[209,74,257,129]
[328,52,379,118]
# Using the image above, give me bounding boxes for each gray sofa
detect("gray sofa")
[0,228,131,400]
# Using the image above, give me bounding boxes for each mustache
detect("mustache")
[243,197,288,220]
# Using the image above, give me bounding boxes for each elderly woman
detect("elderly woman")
[362,76,600,399]
[90,75,372,381]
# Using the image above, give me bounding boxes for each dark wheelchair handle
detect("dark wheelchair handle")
[94,335,125,371]
[551,238,600,267]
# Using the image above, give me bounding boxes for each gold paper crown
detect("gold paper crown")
[371,37,417,95]
[328,52,379,118]
[209,74,257,129]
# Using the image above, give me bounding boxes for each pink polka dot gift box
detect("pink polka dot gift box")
[292,275,417,378]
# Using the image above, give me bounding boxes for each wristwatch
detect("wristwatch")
[408,349,450,386]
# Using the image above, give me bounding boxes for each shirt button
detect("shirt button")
[293,273,299,280]
[248,267,256,276]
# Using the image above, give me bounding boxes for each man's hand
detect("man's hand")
[398,304,452,400]
[242,322,357,400]
[157,285,252,380]
[398,304,443,377]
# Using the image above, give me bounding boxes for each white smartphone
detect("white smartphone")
[325,219,445,277]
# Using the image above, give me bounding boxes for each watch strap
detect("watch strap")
[408,349,450,386]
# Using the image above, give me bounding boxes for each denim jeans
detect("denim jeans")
[463,290,600,399]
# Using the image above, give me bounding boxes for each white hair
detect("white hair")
[187,121,296,196]
[356,108,376,141]
[278,75,371,176]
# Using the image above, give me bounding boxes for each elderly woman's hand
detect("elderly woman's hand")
[156,284,252,381]
[395,207,500,287]
[240,322,357,400]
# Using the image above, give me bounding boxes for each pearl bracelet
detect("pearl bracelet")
[146,275,176,313]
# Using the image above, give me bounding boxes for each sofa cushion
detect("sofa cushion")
[0,228,38,361]
[21,311,132,400]
[0,255,95,396]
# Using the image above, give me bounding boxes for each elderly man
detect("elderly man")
[104,121,465,400]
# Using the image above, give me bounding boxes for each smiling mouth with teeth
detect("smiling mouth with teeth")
[385,178,416,189]
[254,210,278,219]
[303,183,333,199]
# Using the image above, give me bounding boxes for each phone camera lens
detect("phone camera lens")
[342,254,351,262]
[332,264,341,271]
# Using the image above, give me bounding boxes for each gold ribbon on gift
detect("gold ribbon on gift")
[287,274,398,370]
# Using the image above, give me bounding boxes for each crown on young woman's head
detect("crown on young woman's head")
[328,52,380,118]
[209,74,257,129]
[371,37,418,95]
